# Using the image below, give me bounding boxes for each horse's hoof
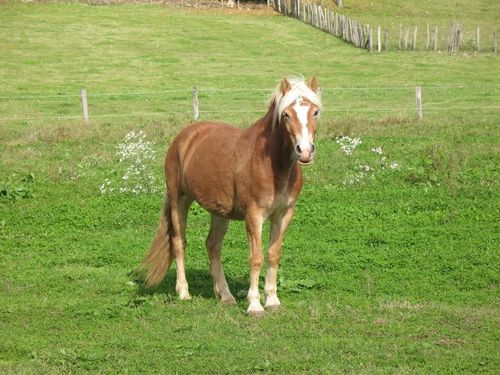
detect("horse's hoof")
[247,309,266,318]
[221,296,237,305]
[264,304,281,312]
[179,293,192,301]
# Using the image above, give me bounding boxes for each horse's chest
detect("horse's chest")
[271,193,295,213]
[259,180,301,215]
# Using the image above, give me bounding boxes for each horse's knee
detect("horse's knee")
[249,253,263,269]
[268,251,282,266]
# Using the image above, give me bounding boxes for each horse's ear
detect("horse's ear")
[307,76,319,93]
[280,78,291,95]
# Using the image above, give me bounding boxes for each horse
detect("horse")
[137,76,322,316]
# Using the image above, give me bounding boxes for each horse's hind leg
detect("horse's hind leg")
[170,194,192,300]
[206,215,235,305]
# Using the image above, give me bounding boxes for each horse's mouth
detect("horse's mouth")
[298,159,314,166]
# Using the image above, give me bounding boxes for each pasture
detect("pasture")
[0,1,499,373]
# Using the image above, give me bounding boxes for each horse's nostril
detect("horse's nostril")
[311,143,316,153]
[295,144,302,154]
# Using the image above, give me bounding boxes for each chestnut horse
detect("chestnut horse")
[138,76,322,316]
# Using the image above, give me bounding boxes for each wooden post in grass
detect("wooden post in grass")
[426,24,430,50]
[433,25,439,51]
[445,22,451,52]
[369,25,373,52]
[413,26,418,51]
[476,26,480,52]
[377,26,381,52]
[192,87,199,121]
[404,26,410,50]
[398,24,402,50]
[416,86,423,121]
[493,28,497,53]
[80,88,89,123]
[384,27,388,51]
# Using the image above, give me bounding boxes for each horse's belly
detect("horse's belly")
[191,184,244,220]
[179,130,243,219]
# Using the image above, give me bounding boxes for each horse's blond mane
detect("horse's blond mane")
[268,76,323,128]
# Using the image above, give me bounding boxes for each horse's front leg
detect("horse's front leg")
[265,207,295,311]
[245,212,265,317]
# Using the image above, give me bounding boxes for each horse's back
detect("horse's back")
[170,121,244,164]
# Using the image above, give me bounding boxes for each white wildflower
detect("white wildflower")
[100,131,159,195]
[336,136,362,156]
[389,162,399,170]
[358,164,371,172]
[371,147,383,154]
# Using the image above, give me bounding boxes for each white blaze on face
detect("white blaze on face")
[293,97,311,152]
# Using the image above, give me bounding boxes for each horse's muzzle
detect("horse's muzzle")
[295,143,316,165]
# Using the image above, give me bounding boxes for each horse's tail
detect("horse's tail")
[137,200,174,288]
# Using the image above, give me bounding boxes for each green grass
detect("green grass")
[0,1,499,124]
[0,2,499,374]
[336,0,500,26]
[329,0,500,51]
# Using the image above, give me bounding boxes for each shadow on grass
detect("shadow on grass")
[130,267,248,302]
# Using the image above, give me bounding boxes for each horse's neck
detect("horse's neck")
[251,105,296,173]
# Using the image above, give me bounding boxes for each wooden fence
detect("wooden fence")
[80,85,429,122]
[2,84,498,123]
[271,0,498,53]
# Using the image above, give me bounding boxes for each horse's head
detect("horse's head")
[272,76,322,165]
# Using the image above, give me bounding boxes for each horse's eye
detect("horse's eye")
[313,110,320,117]
[282,112,289,119]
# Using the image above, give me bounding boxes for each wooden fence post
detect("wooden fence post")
[445,22,451,51]
[369,25,373,52]
[413,26,418,51]
[377,26,381,52]
[433,25,439,51]
[192,87,199,121]
[404,26,410,50]
[476,26,480,52]
[426,24,430,50]
[80,88,89,123]
[493,28,497,53]
[416,86,423,121]
[384,27,388,51]
[398,24,402,50]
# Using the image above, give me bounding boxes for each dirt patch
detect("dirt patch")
[74,0,273,10]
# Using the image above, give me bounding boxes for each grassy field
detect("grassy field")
[1,2,499,374]
[337,0,500,26]
[330,0,500,50]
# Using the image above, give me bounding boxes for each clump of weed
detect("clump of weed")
[334,136,400,186]
[321,117,353,139]
[405,144,466,186]
[99,130,159,195]
[0,173,35,201]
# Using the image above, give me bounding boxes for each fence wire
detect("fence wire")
[0,84,498,122]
